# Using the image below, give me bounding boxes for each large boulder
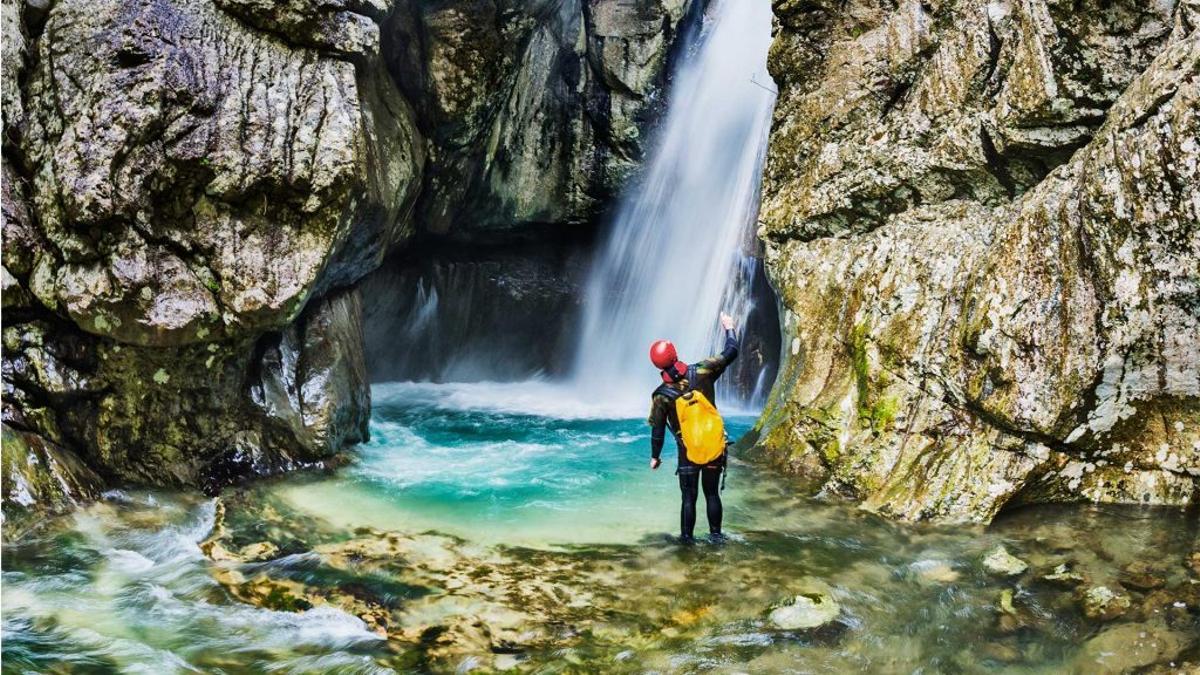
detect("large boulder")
[2,0,420,511]
[1,0,695,517]
[753,0,1200,521]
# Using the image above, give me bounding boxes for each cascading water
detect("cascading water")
[572,0,777,409]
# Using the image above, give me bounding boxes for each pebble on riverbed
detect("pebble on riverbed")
[982,546,1028,577]
[1077,585,1131,622]
[910,559,960,583]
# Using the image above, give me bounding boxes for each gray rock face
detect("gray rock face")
[1,0,693,515]
[754,0,1199,521]
[2,0,417,509]
[385,0,694,240]
[19,0,421,346]
[361,243,590,382]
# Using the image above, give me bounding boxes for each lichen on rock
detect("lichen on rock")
[2,0,420,513]
[755,0,1200,522]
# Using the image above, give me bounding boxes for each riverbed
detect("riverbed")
[3,383,1197,673]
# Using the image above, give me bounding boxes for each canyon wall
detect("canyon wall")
[1,0,694,519]
[8,0,1195,528]
[754,0,1199,521]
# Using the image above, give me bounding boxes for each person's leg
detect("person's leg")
[678,470,700,540]
[701,467,723,535]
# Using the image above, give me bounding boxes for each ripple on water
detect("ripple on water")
[4,383,1197,673]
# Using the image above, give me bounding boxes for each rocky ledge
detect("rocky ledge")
[752,0,1199,521]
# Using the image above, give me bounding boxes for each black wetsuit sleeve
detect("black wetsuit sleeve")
[648,395,669,460]
[695,329,739,379]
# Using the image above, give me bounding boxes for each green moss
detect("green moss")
[850,324,871,411]
[258,583,312,612]
[847,325,898,434]
[867,395,900,434]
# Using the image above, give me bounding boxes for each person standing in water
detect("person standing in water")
[647,313,739,543]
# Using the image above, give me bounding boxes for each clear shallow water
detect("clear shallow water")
[273,381,761,546]
[3,382,1197,673]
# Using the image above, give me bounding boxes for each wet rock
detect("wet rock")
[0,423,103,523]
[1139,662,1200,675]
[237,542,280,563]
[19,0,420,347]
[1078,585,1132,622]
[982,546,1029,577]
[769,579,841,630]
[910,559,960,584]
[1139,589,1193,627]
[994,588,1042,634]
[387,0,697,239]
[1122,561,1168,591]
[755,0,1200,522]
[980,639,1023,664]
[1188,552,1200,576]
[1072,622,1190,674]
[1042,562,1088,588]
[1167,580,1200,612]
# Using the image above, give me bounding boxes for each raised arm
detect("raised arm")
[696,313,740,378]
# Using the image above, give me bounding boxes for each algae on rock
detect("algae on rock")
[754,0,1199,521]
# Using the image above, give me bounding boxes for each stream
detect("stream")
[4,382,1197,673]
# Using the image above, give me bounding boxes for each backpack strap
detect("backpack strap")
[654,383,681,401]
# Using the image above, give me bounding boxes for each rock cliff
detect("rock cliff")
[1,0,693,520]
[754,0,1199,521]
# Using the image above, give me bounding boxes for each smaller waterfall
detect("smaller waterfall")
[571,0,776,409]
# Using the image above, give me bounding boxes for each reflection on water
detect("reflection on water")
[3,383,1198,673]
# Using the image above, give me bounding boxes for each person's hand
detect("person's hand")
[650,458,662,470]
[720,312,735,331]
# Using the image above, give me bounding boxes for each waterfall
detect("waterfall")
[571,0,776,409]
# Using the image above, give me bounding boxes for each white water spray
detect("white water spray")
[571,0,776,408]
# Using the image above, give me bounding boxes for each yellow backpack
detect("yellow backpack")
[675,390,726,465]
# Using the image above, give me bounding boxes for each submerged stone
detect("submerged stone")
[910,559,960,583]
[769,580,841,630]
[1121,561,1167,592]
[1078,585,1132,622]
[1042,561,1087,588]
[237,542,280,563]
[1073,623,1190,674]
[982,546,1028,577]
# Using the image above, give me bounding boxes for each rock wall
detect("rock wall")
[361,241,592,382]
[385,0,696,240]
[2,0,417,520]
[1,0,695,520]
[754,0,1199,521]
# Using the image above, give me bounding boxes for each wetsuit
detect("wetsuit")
[647,329,739,540]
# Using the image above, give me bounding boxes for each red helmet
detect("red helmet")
[649,340,677,369]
